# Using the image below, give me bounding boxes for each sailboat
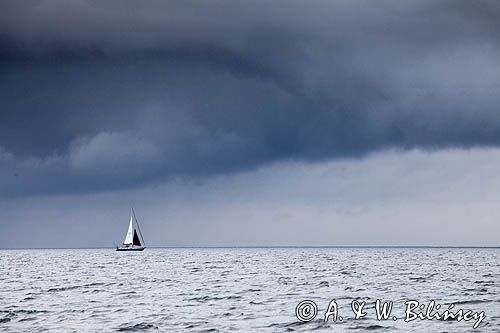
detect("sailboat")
[116,208,146,251]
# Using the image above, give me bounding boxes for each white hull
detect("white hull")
[116,244,145,251]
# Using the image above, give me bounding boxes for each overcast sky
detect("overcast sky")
[1,0,500,247]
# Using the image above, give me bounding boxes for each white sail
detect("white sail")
[123,215,134,244]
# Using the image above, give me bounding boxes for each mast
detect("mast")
[131,207,146,247]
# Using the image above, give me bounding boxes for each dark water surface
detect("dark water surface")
[1,248,499,332]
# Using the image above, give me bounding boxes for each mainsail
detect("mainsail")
[123,210,144,246]
[132,230,142,246]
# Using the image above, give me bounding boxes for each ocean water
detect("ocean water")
[0,248,499,332]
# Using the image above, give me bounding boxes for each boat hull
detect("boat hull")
[116,246,145,251]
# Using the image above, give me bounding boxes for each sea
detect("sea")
[0,248,499,332]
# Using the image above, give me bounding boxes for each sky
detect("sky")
[1,0,500,247]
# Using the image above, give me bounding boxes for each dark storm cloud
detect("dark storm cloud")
[1,0,500,198]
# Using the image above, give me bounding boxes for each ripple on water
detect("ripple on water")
[117,322,158,331]
[0,248,499,332]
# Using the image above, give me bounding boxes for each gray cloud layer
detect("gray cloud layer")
[1,0,500,198]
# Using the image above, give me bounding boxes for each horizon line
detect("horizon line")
[1,245,499,250]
